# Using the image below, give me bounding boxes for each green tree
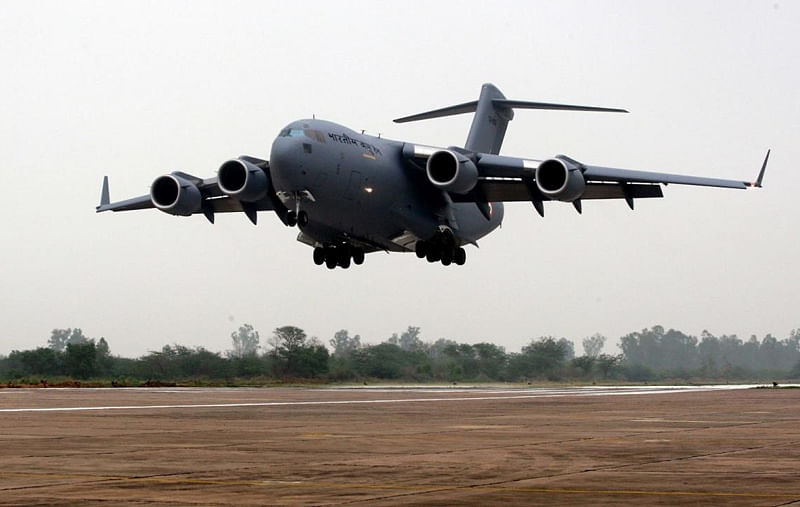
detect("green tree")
[65,341,97,379]
[48,328,88,352]
[595,354,622,379]
[387,326,422,351]
[229,324,260,358]
[507,336,573,380]
[572,355,595,376]
[270,326,330,378]
[272,326,307,353]
[353,343,407,379]
[473,342,507,379]
[582,333,606,358]
[329,329,361,356]
[95,337,113,376]
[284,339,329,378]
[8,348,62,377]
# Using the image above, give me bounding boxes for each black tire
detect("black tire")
[441,249,453,266]
[286,210,297,227]
[426,248,441,263]
[454,247,466,266]
[298,211,309,227]
[352,248,365,265]
[313,247,325,265]
[325,248,337,269]
[415,241,427,259]
[337,245,351,268]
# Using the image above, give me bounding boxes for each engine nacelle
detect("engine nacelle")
[426,149,479,194]
[535,158,586,202]
[217,159,269,202]
[150,174,202,216]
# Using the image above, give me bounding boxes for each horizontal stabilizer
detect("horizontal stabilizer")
[492,99,628,114]
[394,98,627,123]
[394,101,478,123]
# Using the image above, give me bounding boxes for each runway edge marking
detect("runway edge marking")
[0,386,747,413]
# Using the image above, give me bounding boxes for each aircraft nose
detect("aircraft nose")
[270,137,297,171]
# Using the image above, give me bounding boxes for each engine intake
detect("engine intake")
[217,159,269,202]
[535,158,586,202]
[426,150,478,194]
[150,174,201,216]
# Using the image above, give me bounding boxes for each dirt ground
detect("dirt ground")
[0,386,798,506]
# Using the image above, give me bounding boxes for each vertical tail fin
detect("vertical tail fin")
[465,83,513,155]
[393,83,513,155]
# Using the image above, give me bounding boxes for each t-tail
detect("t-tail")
[394,83,628,155]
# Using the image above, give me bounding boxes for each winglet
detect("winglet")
[751,149,770,188]
[97,176,110,211]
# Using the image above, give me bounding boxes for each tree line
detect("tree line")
[1,325,799,384]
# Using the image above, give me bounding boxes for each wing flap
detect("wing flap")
[205,196,275,213]
[450,180,663,203]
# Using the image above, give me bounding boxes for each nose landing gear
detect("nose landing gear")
[285,210,308,228]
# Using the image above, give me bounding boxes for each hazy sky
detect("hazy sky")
[2,0,798,358]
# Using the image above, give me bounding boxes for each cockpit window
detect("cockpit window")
[278,127,326,143]
[279,128,306,138]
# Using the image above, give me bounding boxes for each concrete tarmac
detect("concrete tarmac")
[0,385,798,505]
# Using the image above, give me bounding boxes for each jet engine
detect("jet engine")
[150,174,202,216]
[426,149,479,194]
[217,159,269,202]
[535,158,586,202]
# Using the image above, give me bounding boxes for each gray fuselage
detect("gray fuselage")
[269,119,503,252]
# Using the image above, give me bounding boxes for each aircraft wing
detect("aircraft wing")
[95,173,225,213]
[403,144,768,213]
[96,156,284,225]
[475,153,764,189]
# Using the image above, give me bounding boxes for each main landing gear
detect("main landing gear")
[415,232,466,266]
[313,243,365,270]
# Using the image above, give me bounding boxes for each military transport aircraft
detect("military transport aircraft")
[97,83,768,269]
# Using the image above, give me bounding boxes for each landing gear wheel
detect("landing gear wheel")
[352,248,365,265]
[426,248,441,263]
[285,210,297,227]
[313,247,325,266]
[297,210,309,227]
[325,254,337,269]
[441,249,453,266]
[324,246,337,269]
[415,241,427,259]
[454,247,466,266]
[337,245,351,269]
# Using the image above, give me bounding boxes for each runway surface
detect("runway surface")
[1,385,798,505]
